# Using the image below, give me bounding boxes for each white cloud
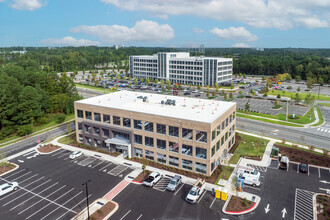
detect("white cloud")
[294,17,328,28]
[71,20,174,44]
[193,28,204,33]
[210,27,258,42]
[101,0,330,29]
[41,36,100,47]
[9,0,45,10]
[232,43,251,48]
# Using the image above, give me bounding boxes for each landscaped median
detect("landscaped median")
[0,162,18,176]
[75,198,118,220]
[314,193,330,220]
[36,144,60,154]
[222,194,260,215]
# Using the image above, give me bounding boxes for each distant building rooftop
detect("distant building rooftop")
[76,91,236,123]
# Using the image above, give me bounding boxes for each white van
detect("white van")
[238,173,261,187]
[237,166,260,178]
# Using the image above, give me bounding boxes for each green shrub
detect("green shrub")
[56,115,66,123]
[17,124,33,136]
[243,198,247,207]
[37,117,49,125]
[97,209,102,214]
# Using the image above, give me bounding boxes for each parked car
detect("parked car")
[185,179,205,203]
[279,156,290,171]
[195,94,201,97]
[184,92,191,95]
[238,174,261,187]
[166,175,182,191]
[0,182,18,196]
[199,91,204,94]
[299,163,308,173]
[69,151,83,159]
[143,171,163,187]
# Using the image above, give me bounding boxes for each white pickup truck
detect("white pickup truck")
[185,178,205,203]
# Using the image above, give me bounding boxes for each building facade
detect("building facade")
[74,91,236,176]
[129,52,233,86]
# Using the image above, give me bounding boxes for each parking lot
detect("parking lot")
[0,149,132,220]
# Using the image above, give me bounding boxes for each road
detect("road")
[0,123,75,157]
[77,87,330,150]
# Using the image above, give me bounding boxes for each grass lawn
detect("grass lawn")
[311,107,325,127]
[75,83,118,94]
[58,133,76,145]
[319,103,330,107]
[269,89,330,101]
[0,114,74,146]
[237,113,304,127]
[215,166,234,184]
[229,133,270,164]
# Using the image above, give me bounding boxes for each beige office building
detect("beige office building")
[74,90,236,176]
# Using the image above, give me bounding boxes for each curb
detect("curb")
[131,180,143,185]
[0,162,19,177]
[222,194,260,216]
[104,201,119,220]
[35,145,62,155]
[312,193,328,220]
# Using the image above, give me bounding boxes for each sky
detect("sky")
[0,0,330,48]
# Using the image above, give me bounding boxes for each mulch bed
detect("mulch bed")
[130,158,222,184]
[88,202,116,220]
[274,144,330,167]
[38,144,60,153]
[0,163,16,175]
[133,171,150,183]
[229,134,242,154]
[226,196,255,212]
[316,194,330,220]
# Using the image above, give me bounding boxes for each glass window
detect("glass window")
[182,159,192,170]
[77,110,83,118]
[196,131,207,143]
[157,153,166,164]
[144,121,154,132]
[123,118,131,127]
[145,150,154,160]
[134,120,142,130]
[212,146,215,157]
[78,122,82,131]
[195,162,206,174]
[211,161,215,172]
[94,139,101,147]
[196,147,207,159]
[113,131,129,140]
[182,128,193,140]
[216,141,220,151]
[93,126,100,135]
[212,129,216,140]
[229,115,232,123]
[169,156,179,167]
[103,114,110,123]
[157,124,166,134]
[134,134,142,144]
[217,125,220,136]
[225,131,228,141]
[102,129,109,137]
[226,118,229,127]
[169,142,179,153]
[169,126,179,137]
[87,137,92,144]
[221,136,224,146]
[222,121,225,130]
[145,137,154,147]
[233,112,236,119]
[134,148,143,158]
[85,111,92,120]
[182,144,192,156]
[94,113,101,122]
[157,139,166,150]
[85,125,91,133]
[78,134,83,142]
[113,116,121,125]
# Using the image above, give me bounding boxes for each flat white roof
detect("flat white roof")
[76,91,236,123]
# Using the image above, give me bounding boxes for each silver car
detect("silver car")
[166,175,182,191]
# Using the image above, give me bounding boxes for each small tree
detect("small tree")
[154,79,159,84]
[239,90,243,95]
[146,77,150,84]
[245,101,250,111]
[277,94,281,99]
[0,153,8,171]
[197,84,201,90]
[294,93,301,103]
[206,85,210,92]
[229,92,233,99]
[224,93,228,100]
[274,100,278,106]
[287,86,292,90]
[297,87,301,92]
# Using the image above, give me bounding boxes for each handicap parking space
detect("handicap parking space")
[319,168,330,182]
[247,164,267,172]
[153,177,171,192]
[294,189,315,220]
[108,164,130,177]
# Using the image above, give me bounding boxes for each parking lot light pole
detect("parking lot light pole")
[82,180,91,220]
[286,100,288,121]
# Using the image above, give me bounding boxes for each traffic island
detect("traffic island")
[315,194,330,220]
[132,170,150,184]
[75,198,118,220]
[222,194,259,215]
[0,162,18,176]
[37,144,60,154]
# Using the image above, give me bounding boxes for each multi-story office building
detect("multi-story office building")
[74,90,236,176]
[129,52,233,86]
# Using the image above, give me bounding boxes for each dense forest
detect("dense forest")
[1,47,329,83]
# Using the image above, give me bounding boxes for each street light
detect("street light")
[82,180,91,220]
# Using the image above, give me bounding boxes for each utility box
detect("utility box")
[215,187,223,199]
[271,146,279,157]
[221,189,228,201]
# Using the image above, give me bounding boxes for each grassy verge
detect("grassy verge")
[237,113,304,127]
[215,166,234,183]
[58,133,76,145]
[75,83,118,94]
[229,133,270,164]
[269,89,330,101]
[0,114,74,146]
[311,107,325,127]
[318,103,330,107]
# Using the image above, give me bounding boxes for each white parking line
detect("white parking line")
[56,194,92,220]
[18,185,66,215]
[120,210,131,220]
[137,214,143,220]
[1,169,25,179]
[23,151,36,157]
[11,171,32,181]
[19,173,38,184]
[308,166,310,176]
[297,164,299,173]
[0,176,45,201]
[10,182,59,210]
[92,160,104,169]
[3,179,52,206]
[197,190,206,203]
[244,185,262,191]
[99,163,112,171]
[40,191,82,220]
[26,187,75,219]
[319,168,321,178]
[57,152,71,158]
[51,149,65,157]
[174,183,185,196]
[210,197,216,208]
